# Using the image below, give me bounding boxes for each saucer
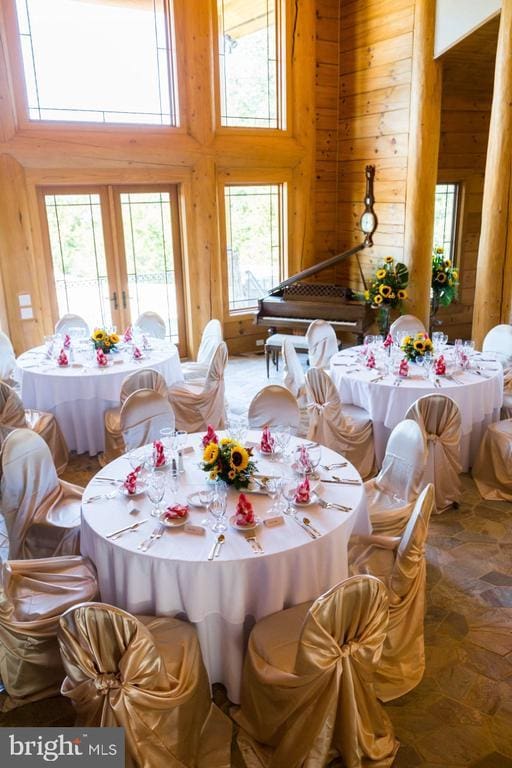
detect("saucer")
[229,514,259,531]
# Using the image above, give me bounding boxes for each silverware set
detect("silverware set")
[84,490,119,503]
[321,476,361,486]
[208,534,225,560]
[321,462,348,471]
[137,525,165,552]
[106,518,149,540]
[294,516,321,539]
[317,497,352,512]
[244,534,264,554]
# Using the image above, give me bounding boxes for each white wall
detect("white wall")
[435,0,501,57]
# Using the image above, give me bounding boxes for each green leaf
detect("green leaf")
[394,262,409,288]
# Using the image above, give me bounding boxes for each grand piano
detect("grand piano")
[256,165,377,344]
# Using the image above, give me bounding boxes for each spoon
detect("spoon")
[303,517,321,537]
[214,534,226,558]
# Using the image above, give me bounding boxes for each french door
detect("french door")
[39,184,187,356]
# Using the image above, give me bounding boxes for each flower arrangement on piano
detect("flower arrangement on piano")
[400,332,434,362]
[431,246,459,316]
[91,328,119,354]
[201,427,257,489]
[360,256,409,334]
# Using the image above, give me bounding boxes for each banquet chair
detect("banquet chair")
[181,318,223,382]
[473,419,512,501]
[55,313,90,336]
[247,385,300,431]
[0,555,97,710]
[0,330,17,387]
[102,368,168,464]
[120,389,175,452]
[503,367,512,419]
[482,323,512,367]
[365,419,427,536]
[0,381,69,475]
[305,367,375,480]
[389,314,426,341]
[349,484,435,701]
[282,337,307,408]
[405,394,462,512]
[0,429,82,560]
[306,319,339,369]
[168,341,228,432]
[134,311,166,339]
[234,575,398,768]
[58,603,232,768]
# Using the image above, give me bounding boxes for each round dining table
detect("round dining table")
[17,341,183,455]
[80,431,370,703]
[330,347,504,470]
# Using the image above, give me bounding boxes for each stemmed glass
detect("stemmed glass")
[147,471,166,518]
[199,482,216,526]
[265,477,282,515]
[274,425,292,461]
[209,491,227,533]
[306,443,321,478]
[281,477,298,516]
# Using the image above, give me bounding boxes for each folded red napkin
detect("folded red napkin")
[123,469,140,495]
[152,440,166,468]
[97,349,108,367]
[366,352,376,369]
[383,333,393,349]
[434,355,446,375]
[295,476,310,503]
[235,493,255,526]
[260,426,275,454]
[63,334,71,349]
[164,504,188,520]
[57,349,68,366]
[399,358,409,378]
[123,325,133,342]
[202,424,219,447]
[132,346,142,359]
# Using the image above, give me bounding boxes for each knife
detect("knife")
[293,517,318,539]
[106,518,149,539]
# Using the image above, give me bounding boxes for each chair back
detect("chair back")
[197,319,223,366]
[120,389,175,450]
[375,419,427,503]
[305,367,343,420]
[392,484,434,598]
[134,311,166,339]
[389,314,426,341]
[55,314,90,336]
[119,368,167,405]
[204,341,228,388]
[0,330,15,379]
[0,381,26,428]
[482,324,512,365]
[306,320,338,369]
[248,385,300,430]
[282,338,306,401]
[0,429,59,555]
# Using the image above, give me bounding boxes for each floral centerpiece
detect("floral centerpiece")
[401,332,434,362]
[202,429,257,489]
[431,246,459,320]
[361,255,409,335]
[91,328,119,354]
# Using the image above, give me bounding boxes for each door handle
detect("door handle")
[110,291,118,310]
[122,290,127,309]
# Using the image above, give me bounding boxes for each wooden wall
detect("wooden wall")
[435,16,498,338]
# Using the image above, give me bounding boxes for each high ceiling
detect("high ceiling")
[441,14,499,98]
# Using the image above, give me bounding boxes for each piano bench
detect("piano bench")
[264,333,308,377]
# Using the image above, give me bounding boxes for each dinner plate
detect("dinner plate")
[294,491,319,507]
[160,511,189,527]
[229,514,260,531]
[187,492,207,508]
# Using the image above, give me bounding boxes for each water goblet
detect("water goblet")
[273,425,291,461]
[147,471,166,518]
[265,477,282,515]
[281,477,298,516]
[127,448,144,472]
[306,443,322,478]
[210,494,227,533]
[199,482,216,525]
[463,340,475,358]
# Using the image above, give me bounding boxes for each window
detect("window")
[224,184,284,312]
[15,0,178,125]
[217,0,284,128]
[433,183,460,263]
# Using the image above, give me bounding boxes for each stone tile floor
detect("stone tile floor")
[1,352,512,767]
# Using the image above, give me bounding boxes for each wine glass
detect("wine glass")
[274,425,292,461]
[265,477,282,515]
[306,443,322,478]
[199,481,216,525]
[147,471,166,518]
[281,477,298,516]
[463,340,475,358]
[209,493,227,533]
[128,448,144,472]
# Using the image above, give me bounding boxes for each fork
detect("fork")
[317,497,352,513]
[84,491,119,504]
[321,462,348,471]
[138,526,164,552]
[245,535,263,554]
[331,476,361,485]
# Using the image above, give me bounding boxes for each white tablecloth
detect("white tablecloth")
[17,343,183,455]
[330,348,504,470]
[80,432,370,702]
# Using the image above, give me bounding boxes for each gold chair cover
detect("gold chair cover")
[502,367,512,419]
[0,555,97,710]
[365,419,427,536]
[405,394,462,512]
[1,428,81,560]
[168,341,228,432]
[0,330,16,382]
[58,603,231,768]
[120,389,175,452]
[0,381,69,474]
[103,368,168,464]
[248,385,300,431]
[349,484,435,701]
[305,367,375,480]
[473,419,512,501]
[234,575,398,768]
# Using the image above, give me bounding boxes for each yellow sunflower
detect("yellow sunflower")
[230,445,249,472]
[376,268,387,280]
[414,340,425,351]
[209,467,218,480]
[443,259,452,268]
[228,470,236,480]
[373,294,383,305]
[452,270,458,280]
[403,335,412,345]
[220,437,233,446]
[389,292,396,299]
[398,289,407,300]
[384,255,394,264]
[436,272,446,283]
[435,247,444,254]
[92,330,106,342]
[364,290,370,301]
[379,285,392,298]
[203,442,219,464]
[109,333,120,344]
[424,340,434,351]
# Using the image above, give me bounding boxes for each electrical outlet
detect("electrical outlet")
[256,338,264,347]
